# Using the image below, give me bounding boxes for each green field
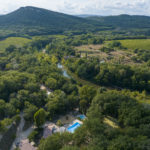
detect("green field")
[118,39,150,50]
[0,37,31,51]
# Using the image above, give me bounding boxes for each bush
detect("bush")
[28,130,38,142]
[56,120,63,127]
[110,41,122,48]
[13,115,21,125]
[100,46,114,53]
[34,108,46,128]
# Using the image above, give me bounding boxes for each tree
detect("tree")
[79,100,88,114]
[108,136,134,150]
[62,82,78,94]
[10,98,21,109]
[118,101,143,127]
[38,132,72,150]
[67,92,79,110]
[45,78,57,90]
[0,121,5,133]
[45,90,67,119]
[0,100,6,120]
[24,82,40,93]
[5,103,16,118]
[34,108,46,128]
[5,45,16,53]
[56,120,63,127]
[110,41,121,48]
[28,130,38,142]
[24,102,38,121]
[79,85,96,104]
[61,146,80,150]
[51,55,58,64]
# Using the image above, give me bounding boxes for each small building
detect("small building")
[54,127,66,134]
[43,123,58,138]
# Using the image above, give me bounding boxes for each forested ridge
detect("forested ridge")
[1,6,150,39]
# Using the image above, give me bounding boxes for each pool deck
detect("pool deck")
[73,119,83,125]
[43,114,85,137]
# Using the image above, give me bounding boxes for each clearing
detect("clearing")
[75,44,139,65]
[0,37,31,51]
[104,117,119,129]
[118,39,150,50]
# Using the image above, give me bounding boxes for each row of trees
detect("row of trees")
[66,58,150,91]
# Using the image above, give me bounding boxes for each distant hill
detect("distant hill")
[87,14,150,29]
[75,14,102,18]
[0,7,150,38]
[0,6,95,37]
[0,7,87,27]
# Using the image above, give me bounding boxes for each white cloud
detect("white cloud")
[0,0,150,15]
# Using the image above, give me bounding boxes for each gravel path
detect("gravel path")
[10,113,34,150]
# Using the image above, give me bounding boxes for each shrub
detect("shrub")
[28,130,38,142]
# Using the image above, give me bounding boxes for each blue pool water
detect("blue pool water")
[77,115,86,120]
[67,122,81,133]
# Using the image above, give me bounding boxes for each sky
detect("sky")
[0,0,150,16]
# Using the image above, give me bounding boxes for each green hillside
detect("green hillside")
[0,7,150,38]
[0,7,89,26]
[0,6,96,37]
[87,14,150,29]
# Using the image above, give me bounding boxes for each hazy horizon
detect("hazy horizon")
[0,0,150,16]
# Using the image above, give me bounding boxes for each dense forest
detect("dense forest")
[66,58,150,91]
[0,6,150,150]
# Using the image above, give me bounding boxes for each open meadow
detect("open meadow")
[118,39,150,50]
[0,37,31,51]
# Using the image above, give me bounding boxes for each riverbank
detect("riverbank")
[62,64,100,89]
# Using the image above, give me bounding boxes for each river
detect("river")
[57,63,70,78]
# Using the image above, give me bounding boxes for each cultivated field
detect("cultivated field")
[118,39,150,50]
[0,37,31,51]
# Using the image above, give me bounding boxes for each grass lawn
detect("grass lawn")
[0,37,31,51]
[118,39,150,50]
[104,117,119,129]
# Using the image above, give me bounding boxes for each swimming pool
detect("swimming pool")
[67,122,81,133]
[77,115,86,120]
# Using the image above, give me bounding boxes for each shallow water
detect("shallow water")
[57,63,70,78]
